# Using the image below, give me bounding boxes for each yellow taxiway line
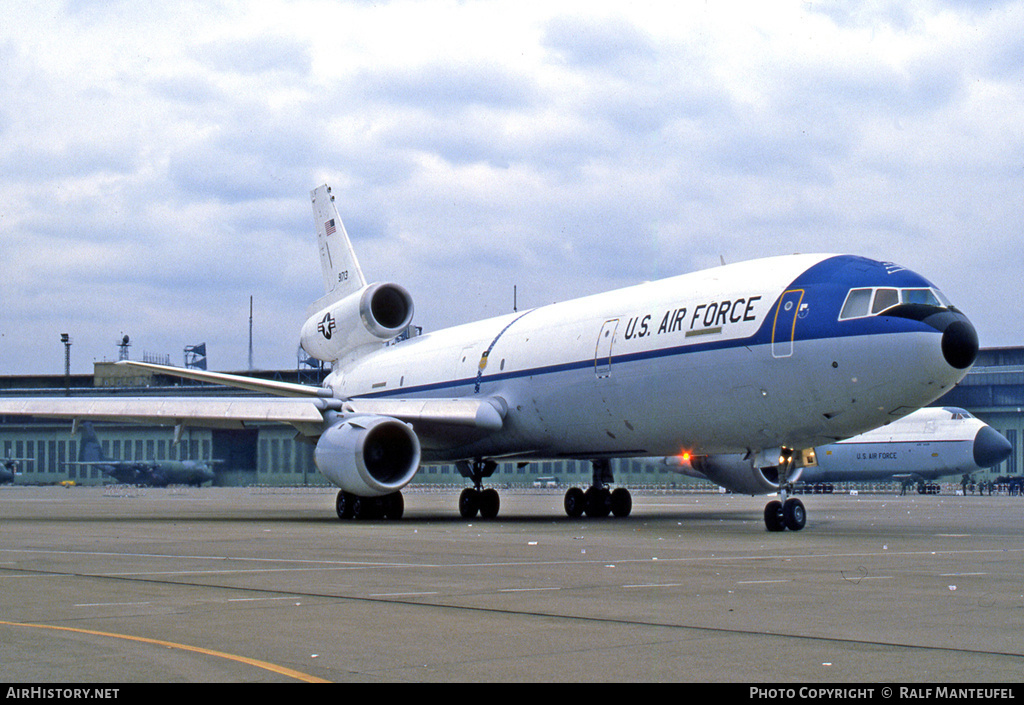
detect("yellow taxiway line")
[0,620,330,683]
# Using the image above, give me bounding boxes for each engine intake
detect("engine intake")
[314,415,421,496]
[301,282,414,363]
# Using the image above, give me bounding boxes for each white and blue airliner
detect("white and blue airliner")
[1,185,980,531]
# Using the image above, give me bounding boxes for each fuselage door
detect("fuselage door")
[595,319,619,379]
[771,289,805,359]
[453,344,478,384]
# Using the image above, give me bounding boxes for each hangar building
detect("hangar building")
[1,348,1021,487]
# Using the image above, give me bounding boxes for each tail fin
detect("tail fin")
[78,422,105,463]
[301,184,415,364]
[310,185,367,311]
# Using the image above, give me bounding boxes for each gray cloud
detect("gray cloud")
[1,0,1021,375]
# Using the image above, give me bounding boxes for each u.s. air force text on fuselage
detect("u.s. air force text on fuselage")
[623,295,763,340]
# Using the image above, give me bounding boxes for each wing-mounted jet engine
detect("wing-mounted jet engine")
[667,448,812,531]
[669,449,811,494]
[315,413,421,519]
[684,454,787,495]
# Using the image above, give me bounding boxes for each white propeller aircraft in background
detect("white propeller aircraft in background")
[0,185,980,531]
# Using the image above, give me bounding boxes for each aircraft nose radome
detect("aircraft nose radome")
[941,315,979,370]
[882,304,978,370]
[973,426,1012,469]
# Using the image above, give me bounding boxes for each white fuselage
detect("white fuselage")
[326,254,968,463]
[803,407,1004,483]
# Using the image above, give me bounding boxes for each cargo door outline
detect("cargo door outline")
[771,289,804,359]
[595,319,619,378]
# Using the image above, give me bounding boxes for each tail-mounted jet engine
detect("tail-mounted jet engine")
[300,282,414,363]
[314,415,421,497]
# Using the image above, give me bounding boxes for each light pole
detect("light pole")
[60,333,71,396]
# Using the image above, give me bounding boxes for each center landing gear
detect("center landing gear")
[456,458,501,519]
[763,452,806,531]
[563,458,632,518]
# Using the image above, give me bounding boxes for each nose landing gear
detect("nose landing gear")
[764,451,807,531]
[764,496,806,531]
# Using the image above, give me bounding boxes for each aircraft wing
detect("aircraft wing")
[114,360,333,397]
[0,395,505,441]
[339,398,504,432]
[0,359,505,446]
[0,397,330,433]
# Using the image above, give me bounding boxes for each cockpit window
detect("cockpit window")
[902,288,941,306]
[839,288,872,319]
[871,288,899,314]
[839,286,948,320]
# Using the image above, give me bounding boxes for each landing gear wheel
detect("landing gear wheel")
[456,458,501,520]
[459,488,480,519]
[382,492,404,520]
[782,498,806,531]
[352,495,381,520]
[479,488,500,519]
[584,487,611,517]
[764,500,785,532]
[610,487,632,517]
[336,490,354,520]
[564,487,585,518]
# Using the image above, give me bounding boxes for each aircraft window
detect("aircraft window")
[902,288,940,306]
[871,288,900,314]
[839,288,872,320]
[840,286,949,321]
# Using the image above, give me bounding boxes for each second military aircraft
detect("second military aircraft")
[65,422,216,487]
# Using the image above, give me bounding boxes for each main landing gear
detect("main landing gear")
[563,458,632,519]
[452,457,634,520]
[763,453,806,531]
[336,490,404,520]
[456,459,501,519]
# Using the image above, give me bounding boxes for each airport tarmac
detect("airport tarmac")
[1,484,1022,683]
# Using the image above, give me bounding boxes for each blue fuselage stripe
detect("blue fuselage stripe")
[361,322,934,400]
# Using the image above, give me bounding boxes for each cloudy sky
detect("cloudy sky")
[1,0,1022,377]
